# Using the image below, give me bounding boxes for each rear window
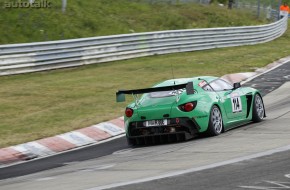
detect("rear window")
[149,89,184,98]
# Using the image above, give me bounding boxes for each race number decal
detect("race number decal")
[231,95,242,113]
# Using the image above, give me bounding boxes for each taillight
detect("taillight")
[125,108,134,117]
[179,101,197,112]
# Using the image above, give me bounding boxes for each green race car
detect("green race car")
[116,76,265,145]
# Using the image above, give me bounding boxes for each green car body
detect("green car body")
[117,76,265,145]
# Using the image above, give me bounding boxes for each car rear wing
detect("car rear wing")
[116,82,194,102]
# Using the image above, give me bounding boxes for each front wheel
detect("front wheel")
[206,105,223,136]
[252,94,265,122]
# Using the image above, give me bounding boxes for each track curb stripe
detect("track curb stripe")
[0,117,125,166]
[37,136,76,153]
[221,72,256,84]
[76,126,112,142]
[0,148,26,164]
[57,131,96,147]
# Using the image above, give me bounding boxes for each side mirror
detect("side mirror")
[233,82,241,90]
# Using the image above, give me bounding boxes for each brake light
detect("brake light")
[184,103,194,111]
[125,108,134,117]
[179,101,197,112]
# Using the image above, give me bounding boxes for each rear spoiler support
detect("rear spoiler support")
[116,82,194,102]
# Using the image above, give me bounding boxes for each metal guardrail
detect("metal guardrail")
[0,16,288,76]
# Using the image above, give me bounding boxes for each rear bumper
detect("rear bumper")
[127,117,200,145]
[127,132,193,145]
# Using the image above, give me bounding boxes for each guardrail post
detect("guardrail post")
[257,0,260,18]
[62,0,67,13]
[277,0,282,20]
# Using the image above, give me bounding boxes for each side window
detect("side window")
[202,84,214,91]
[218,79,233,90]
[209,79,233,91]
[209,80,223,91]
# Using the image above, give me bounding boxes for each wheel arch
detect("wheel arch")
[211,103,225,132]
[254,92,266,118]
[205,104,224,136]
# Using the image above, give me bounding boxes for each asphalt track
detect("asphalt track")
[243,62,290,96]
[111,149,290,190]
[0,61,290,190]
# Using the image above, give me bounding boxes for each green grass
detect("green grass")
[0,21,289,148]
[0,0,266,44]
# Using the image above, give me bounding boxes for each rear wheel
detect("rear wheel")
[252,94,265,122]
[206,105,223,136]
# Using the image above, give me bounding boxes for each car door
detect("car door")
[210,79,247,120]
[226,88,247,119]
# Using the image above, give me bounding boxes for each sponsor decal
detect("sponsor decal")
[198,80,207,87]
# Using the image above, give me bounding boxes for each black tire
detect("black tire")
[206,105,223,136]
[252,94,265,122]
